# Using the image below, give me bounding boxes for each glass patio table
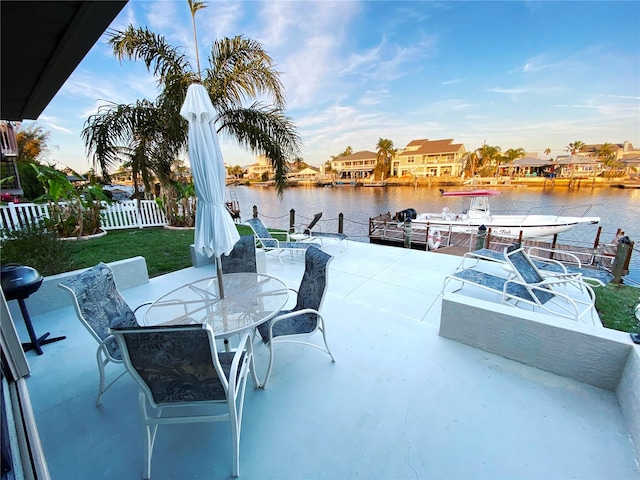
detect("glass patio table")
[142,273,289,337]
[142,273,290,387]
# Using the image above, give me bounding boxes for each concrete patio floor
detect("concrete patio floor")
[14,239,640,479]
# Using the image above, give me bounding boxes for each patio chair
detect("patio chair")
[58,262,152,406]
[525,246,613,286]
[464,244,611,286]
[110,324,253,479]
[246,217,321,264]
[256,246,335,388]
[443,247,597,324]
[220,235,257,273]
[289,212,323,237]
[291,212,349,252]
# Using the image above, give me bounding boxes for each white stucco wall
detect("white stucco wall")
[439,293,632,390]
[7,256,149,318]
[617,347,640,460]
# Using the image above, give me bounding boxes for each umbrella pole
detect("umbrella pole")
[216,255,225,298]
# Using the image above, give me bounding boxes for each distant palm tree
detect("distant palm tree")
[375,138,396,180]
[476,144,502,176]
[544,147,552,157]
[83,2,300,195]
[503,147,525,162]
[461,151,480,177]
[331,146,353,160]
[565,140,585,155]
[595,143,620,176]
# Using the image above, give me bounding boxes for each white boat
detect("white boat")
[411,189,600,239]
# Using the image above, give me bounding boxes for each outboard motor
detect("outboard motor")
[395,208,417,222]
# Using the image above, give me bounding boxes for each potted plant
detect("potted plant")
[32,164,110,238]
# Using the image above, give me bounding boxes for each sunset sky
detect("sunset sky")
[31,0,640,174]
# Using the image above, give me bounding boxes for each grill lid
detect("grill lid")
[1,264,43,299]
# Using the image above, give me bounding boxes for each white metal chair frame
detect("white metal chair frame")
[443,247,597,324]
[246,217,321,264]
[58,263,151,406]
[258,247,335,388]
[111,324,253,479]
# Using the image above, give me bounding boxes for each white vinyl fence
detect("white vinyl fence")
[0,200,167,234]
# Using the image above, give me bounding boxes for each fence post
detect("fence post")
[611,236,631,284]
[136,198,143,229]
[475,225,487,250]
[8,202,19,229]
[403,218,412,248]
[338,213,344,233]
[289,209,295,232]
[252,205,258,218]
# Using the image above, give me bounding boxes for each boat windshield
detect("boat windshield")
[469,196,490,214]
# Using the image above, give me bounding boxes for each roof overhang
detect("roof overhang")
[1,1,127,121]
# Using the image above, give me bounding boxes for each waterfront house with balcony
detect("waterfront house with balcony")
[246,154,275,180]
[394,138,466,178]
[329,150,378,179]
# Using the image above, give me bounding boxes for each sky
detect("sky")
[31,0,640,174]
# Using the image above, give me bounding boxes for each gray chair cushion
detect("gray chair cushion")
[221,235,257,273]
[119,327,242,404]
[257,246,331,342]
[59,262,137,359]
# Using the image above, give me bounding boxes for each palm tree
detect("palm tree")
[331,146,353,160]
[594,142,620,176]
[502,147,525,176]
[461,151,480,177]
[476,144,502,176]
[83,2,300,195]
[565,140,585,155]
[503,147,525,162]
[375,138,395,180]
[83,99,177,198]
[544,148,551,157]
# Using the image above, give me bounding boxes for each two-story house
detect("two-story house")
[329,150,377,179]
[246,154,275,180]
[393,138,466,177]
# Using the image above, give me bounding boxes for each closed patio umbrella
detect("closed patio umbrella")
[180,82,240,297]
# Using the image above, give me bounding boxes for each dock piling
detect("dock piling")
[476,225,487,250]
[611,236,633,284]
[403,219,412,248]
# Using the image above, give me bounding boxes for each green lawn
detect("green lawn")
[68,225,257,278]
[2,226,638,334]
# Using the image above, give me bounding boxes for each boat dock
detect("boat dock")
[368,212,631,277]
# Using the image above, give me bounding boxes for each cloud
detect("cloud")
[487,87,530,95]
[37,115,73,135]
[359,90,390,106]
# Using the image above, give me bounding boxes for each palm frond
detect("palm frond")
[206,36,286,110]
[108,26,195,87]
[218,104,301,195]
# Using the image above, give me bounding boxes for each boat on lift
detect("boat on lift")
[411,189,600,239]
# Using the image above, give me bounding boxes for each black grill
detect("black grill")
[1,264,65,355]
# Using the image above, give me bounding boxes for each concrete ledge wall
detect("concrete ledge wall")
[8,257,149,318]
[439,293,632,391]
[617,347,640,460]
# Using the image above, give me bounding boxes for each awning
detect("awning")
[1,1,127,121]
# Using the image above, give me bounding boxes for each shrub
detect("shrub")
[0,224,77,276]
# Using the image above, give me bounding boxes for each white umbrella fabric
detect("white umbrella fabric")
[180,83,240,297]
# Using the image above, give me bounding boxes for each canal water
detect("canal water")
[229,184,640,284]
